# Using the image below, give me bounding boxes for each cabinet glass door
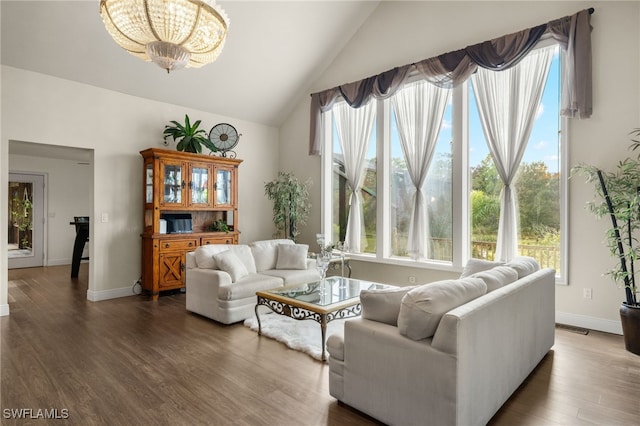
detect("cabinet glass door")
[191,166,209,205]
[145,163,153,204]
[215,169,232,205]
[163,162,183,205]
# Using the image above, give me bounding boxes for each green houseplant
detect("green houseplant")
[264,172,311,242]
[208,218,230,233]
[163,114,217,154]
[572,129,640,355]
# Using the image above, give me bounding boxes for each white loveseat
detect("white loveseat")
[327,258,555,426]
[186,239,320,324]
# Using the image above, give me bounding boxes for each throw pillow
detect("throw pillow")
[193,244,231,269]
[229,245,257,274]
[398,278,487,341]
[213,250,249,282]
[460,258,504,278]
[361,286,416,326]
[276,244,309,270]
[506,256,540,278]
[469,266,519,292]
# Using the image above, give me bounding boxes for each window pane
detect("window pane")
[390,99,453,261]
[469,46,561,271]
[515,47,561,272]
[331,112,377,253]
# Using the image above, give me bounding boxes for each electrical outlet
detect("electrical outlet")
[408,276,416,284]
[583,288,592,299]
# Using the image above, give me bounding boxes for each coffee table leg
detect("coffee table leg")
[321,314,328,361]
[255,303,262,336]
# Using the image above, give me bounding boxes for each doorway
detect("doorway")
[8,173,45,269]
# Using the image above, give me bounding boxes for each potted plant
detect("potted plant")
[208,218,230,233]
[572,129,640,356]
[264,172,311,242]
[163,114,217,154]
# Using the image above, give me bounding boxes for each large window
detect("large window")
[324,44,566,280]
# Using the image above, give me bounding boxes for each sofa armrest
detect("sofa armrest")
[336,318,456,426]
[327,333,345,401]
[185,268,232,317]
[185,268,232,304]
[187,268,232,287]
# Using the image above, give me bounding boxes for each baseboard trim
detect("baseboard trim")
[556,311,622,335]
[47,259,89,267]
[0,304,10,316]
[87,286,135,302]
[46,259,71,266]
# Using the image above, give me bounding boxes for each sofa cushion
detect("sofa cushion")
[506,256,540,278]
[217,273,284,300]
[229,245,257,274]
[276,244,309,270]
[460,258,504,278]
[250,239,295,272]
[469,266,519,292]
[260,268,320,285]
[360,286,416,326]
[193,244,232,269]
[398,278,487,340]
[213,250,249,282]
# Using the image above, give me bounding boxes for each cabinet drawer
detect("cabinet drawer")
[159,239,198,252]
[202,236,236,245]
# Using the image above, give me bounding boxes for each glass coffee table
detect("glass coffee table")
[255,276,391,361]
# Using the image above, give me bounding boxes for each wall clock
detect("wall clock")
[209,123,240,158]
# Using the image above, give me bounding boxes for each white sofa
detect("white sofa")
[186,239,320,324]
[327,258,555,426]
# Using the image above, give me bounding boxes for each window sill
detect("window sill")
[346,252,566,285]
[345,252,463,274]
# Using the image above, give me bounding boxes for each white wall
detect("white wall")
[1,66,279,307]
[279,1,640,334]
[9,154,92,265]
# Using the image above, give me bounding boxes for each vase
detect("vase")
[620,302,640,356]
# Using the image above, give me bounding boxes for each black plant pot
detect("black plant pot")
[620,303,640,356]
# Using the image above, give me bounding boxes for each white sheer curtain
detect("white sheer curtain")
[391,81,450,259]
[334,101,376,252]
[471,46,554,262]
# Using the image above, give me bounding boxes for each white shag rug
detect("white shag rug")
[244,313,348,362]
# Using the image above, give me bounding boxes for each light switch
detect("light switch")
[101,213,109,223]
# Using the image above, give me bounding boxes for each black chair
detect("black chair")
[70,216,89,278]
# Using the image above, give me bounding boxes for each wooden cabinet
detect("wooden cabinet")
[140,148,242,300]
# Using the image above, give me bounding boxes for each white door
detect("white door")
[8,173,45,269]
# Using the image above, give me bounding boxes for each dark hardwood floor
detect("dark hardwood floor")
[3,265,639,425]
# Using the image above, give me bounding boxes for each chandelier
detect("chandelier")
[99,0,229,73]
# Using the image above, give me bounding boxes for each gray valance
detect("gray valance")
[309,9,593,155]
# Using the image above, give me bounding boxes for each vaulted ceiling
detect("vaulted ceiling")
[1,1,379,127]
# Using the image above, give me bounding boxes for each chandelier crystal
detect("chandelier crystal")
[99,0,229,73]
